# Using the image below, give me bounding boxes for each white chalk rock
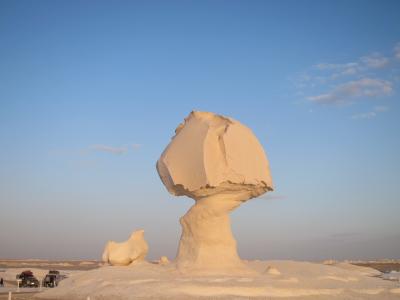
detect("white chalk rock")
[159,256,170,265]
[157,111,273,274]
[157,111,273,199]
[102,230,149,266]
[265,266,281,275]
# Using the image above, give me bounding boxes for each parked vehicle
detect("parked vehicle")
[42,270,65,288]
[16,270,39,288]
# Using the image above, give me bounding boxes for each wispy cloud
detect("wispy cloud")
[91,144,128,155]
[314,62,357,71]
[351,111,377,120]
[395,43,400,60]
[89,143,142,155]
[351,105,389,120]
[374,105,389,112]
[312,53,389,80]
[360,53,389,69]
[259,194,286,200]
[329,232,361,240]
[308,78,392,105]
[293,42,399,117]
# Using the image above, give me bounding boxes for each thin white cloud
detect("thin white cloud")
[308,78,392,105]
[91,144,128,155]
[330,232,361,239]
[351,105,389,120]
[307,93,335,103]
[314,62,360,79]
[374,105,389,112]
[132,143,142,150]
[340,66,358,75]
[395,43,400,60]
[309,53,390,83]
[314,62,358,71]
[259,194,287,200]
[360,53,389,69]
[293,42,399,119]
[351,111,377,120]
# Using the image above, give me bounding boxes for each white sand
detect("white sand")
[102,230,149,266]
[36,260,400,299]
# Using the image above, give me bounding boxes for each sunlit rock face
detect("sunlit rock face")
[157,111,273,274]
[157,111,273,200]
[102,230,149,266]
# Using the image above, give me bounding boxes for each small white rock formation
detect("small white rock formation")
[323,259,336,265]
[265,266,281,275]
[157,111,273,274]
[102,229,149,266]
[159,256,170,265]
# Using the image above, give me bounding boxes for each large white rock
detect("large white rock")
[157,111,273,199]
[157,111,273,274]
[102,230,149,266]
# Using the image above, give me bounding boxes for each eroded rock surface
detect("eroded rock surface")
[157,111,273,274]
[102,230,148,266]
[157,111,273,199]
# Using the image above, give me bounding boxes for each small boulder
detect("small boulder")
[264,266,281,275]
[159,256,170,265]
[102,230,149,266]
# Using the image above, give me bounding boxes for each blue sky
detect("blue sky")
[0,0,399,260]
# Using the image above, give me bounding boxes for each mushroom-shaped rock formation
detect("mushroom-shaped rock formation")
[157,111,273,274]
[102,230,149,266]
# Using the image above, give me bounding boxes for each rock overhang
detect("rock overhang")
[157,111,273,201]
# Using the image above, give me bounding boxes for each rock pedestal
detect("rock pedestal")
[157,111,273,274]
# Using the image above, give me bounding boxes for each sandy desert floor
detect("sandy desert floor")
[0,259,399,300]
[0,259,100,271]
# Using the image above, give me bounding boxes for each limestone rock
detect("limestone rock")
[265,266,281,275]
[159,256,170,265]
[102,230,148,266]
[157,111,273,274]
[157,111,273,200]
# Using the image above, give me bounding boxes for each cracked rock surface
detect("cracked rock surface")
[157,111,273,274]
[157,111,273,200]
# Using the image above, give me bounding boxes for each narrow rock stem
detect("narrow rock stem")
[175,193,250,274]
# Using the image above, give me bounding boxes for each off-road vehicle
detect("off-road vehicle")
[42,270,65,287]
[16,270,39,288]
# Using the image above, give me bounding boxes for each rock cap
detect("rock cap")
[157,111,273,200]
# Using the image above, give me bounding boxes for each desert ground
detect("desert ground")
[0,260,99,300]
[0,259,399,300]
